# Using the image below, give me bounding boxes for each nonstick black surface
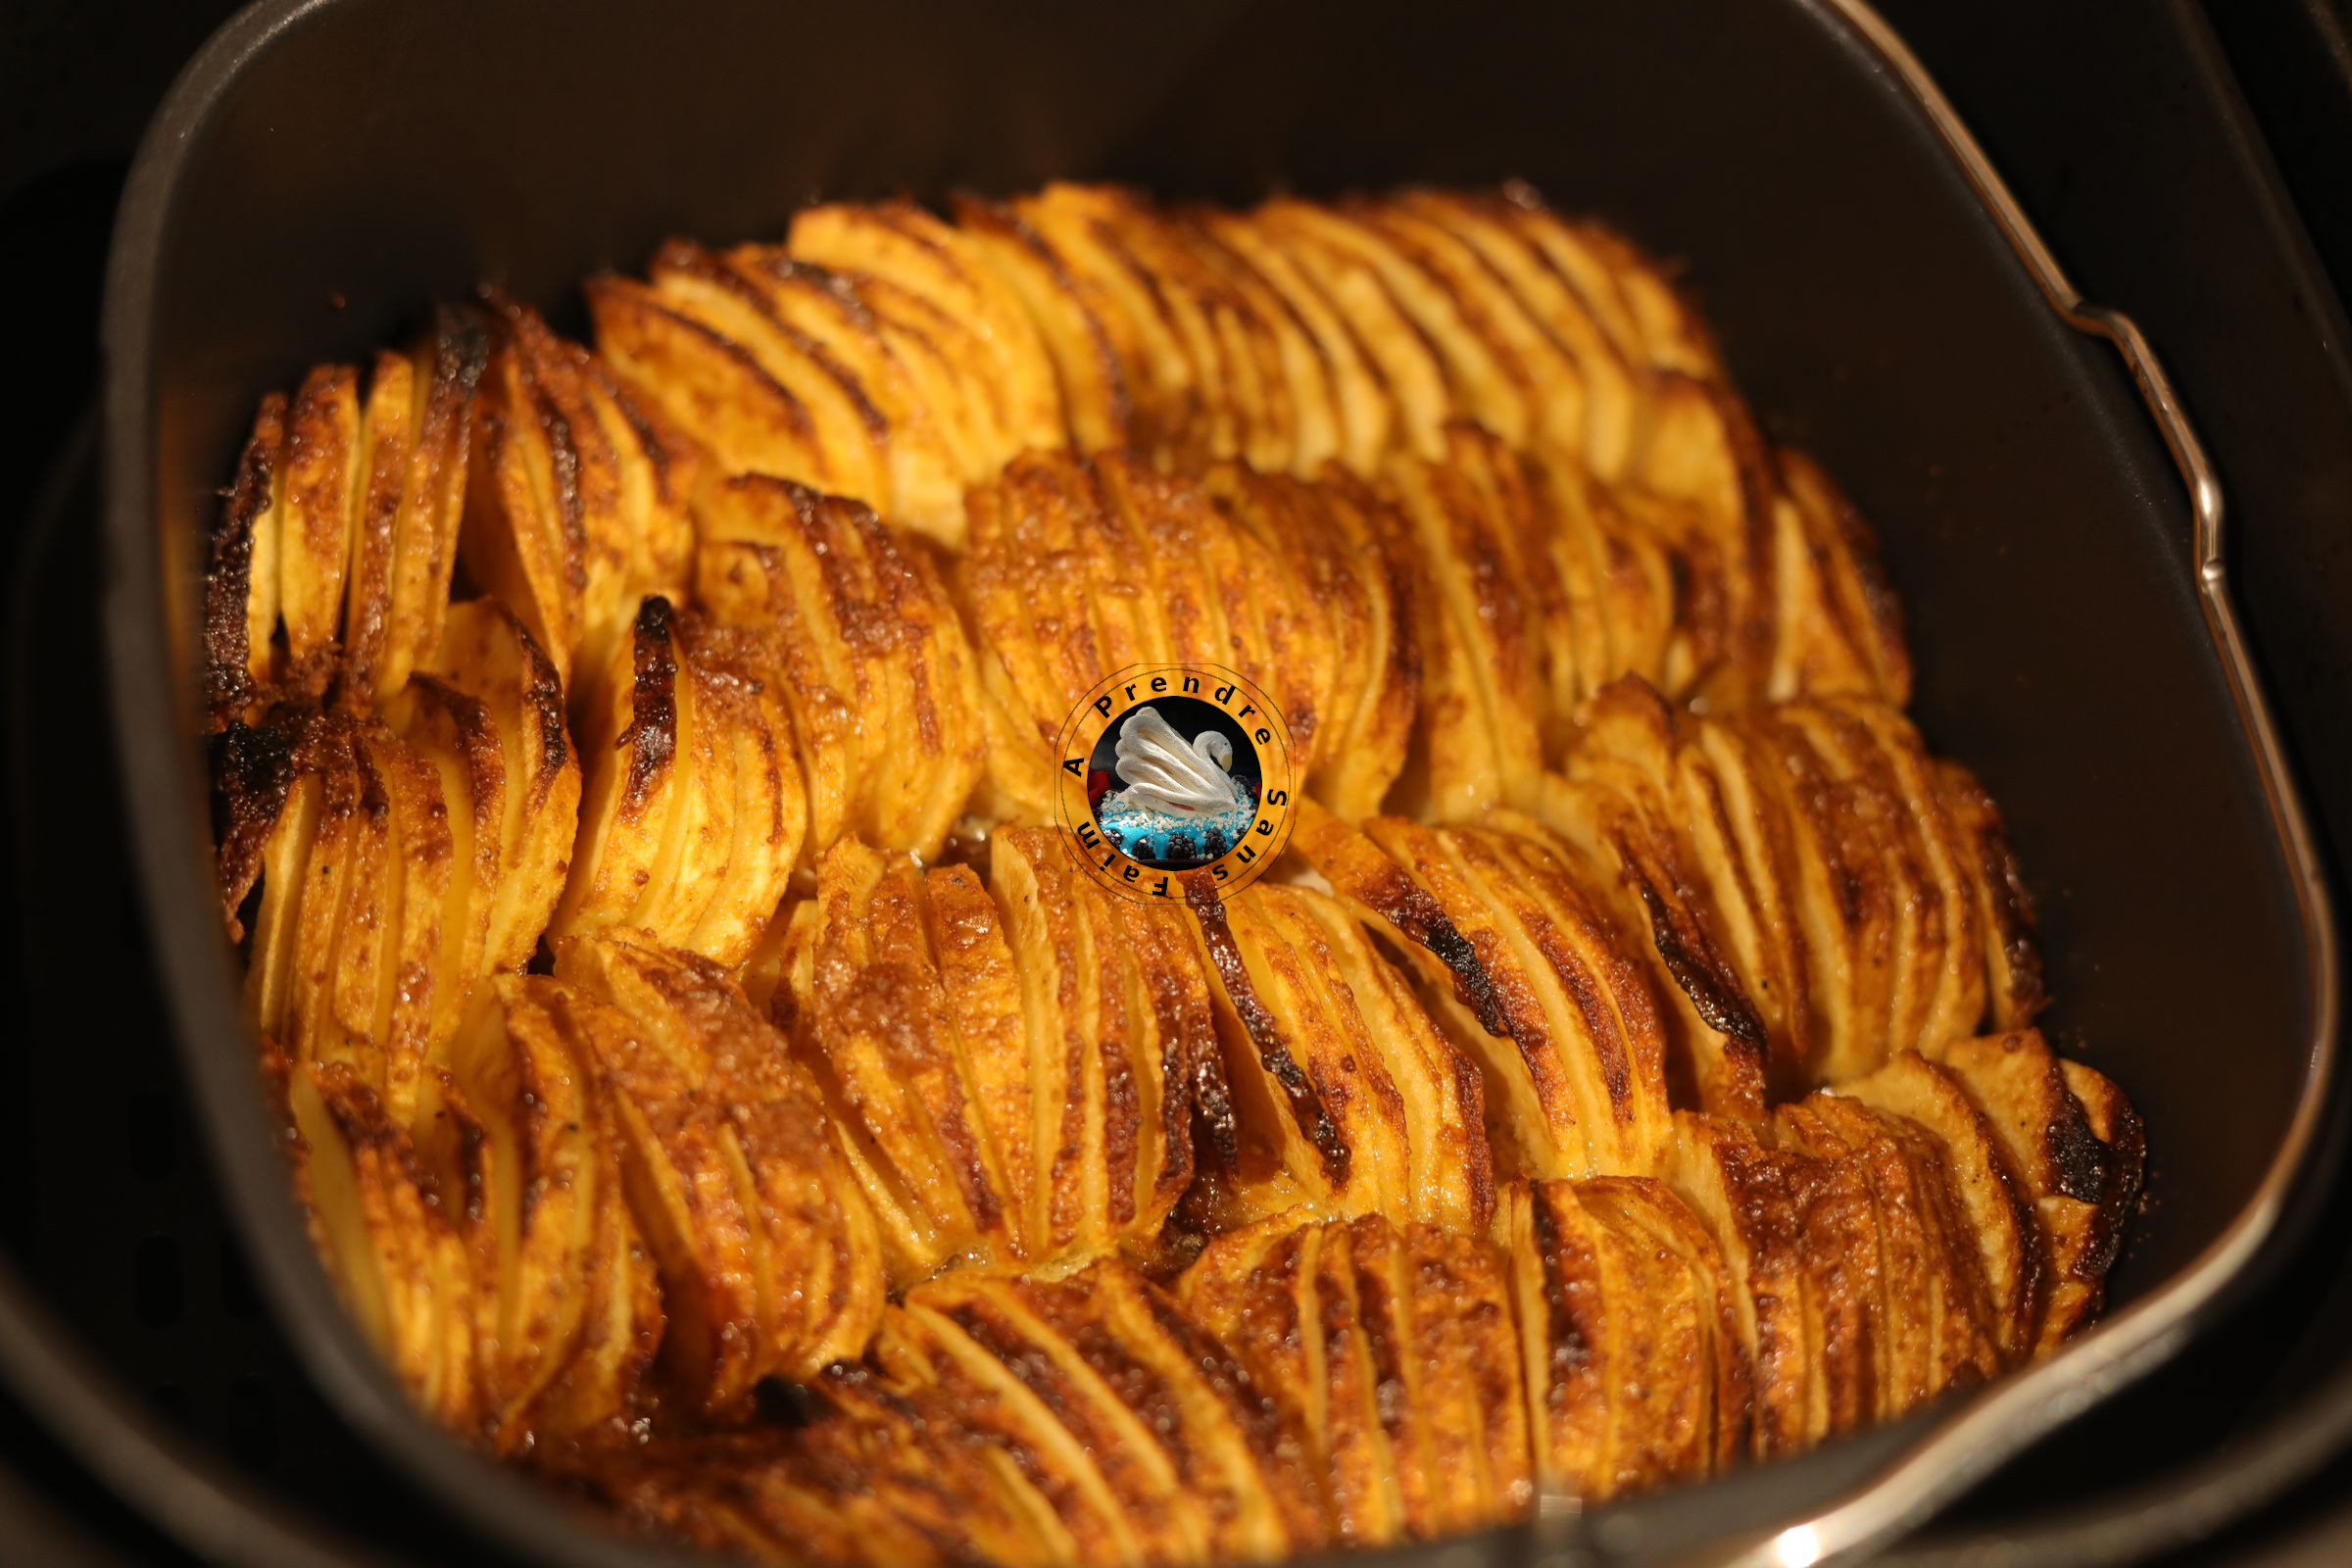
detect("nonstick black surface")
[6,0,2348,1563]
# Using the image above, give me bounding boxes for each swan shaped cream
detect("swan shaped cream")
[1107,706,1250,815]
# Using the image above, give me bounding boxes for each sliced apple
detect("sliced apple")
[949,193,1134,454]
[785,197,1065,460]
[693,473,981,865]
[555,930,886,1408]
[460,297,695,697]
[424,597,579,973]
[201,393,286,726]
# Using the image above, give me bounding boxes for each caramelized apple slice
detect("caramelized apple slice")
[556,931,886,1408]
[1505,1177,1723,1498]
[416,977,660,1448]
[950,193,1135,453]
[460,298,696,695]
[281,1055,477,1428]
[1188,882,1492,1231]
[694,474,982,865]
[423,598,578,973]
[1381,426,1546,817]
[779,838,1020,1281]
[786,197,1065,460]
[1250,200,1451,463]
[1837,1052,2042,1361]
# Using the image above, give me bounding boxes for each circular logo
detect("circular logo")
[1054,663,1297,903]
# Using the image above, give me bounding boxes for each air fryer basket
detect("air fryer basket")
[99,1,2337,1564]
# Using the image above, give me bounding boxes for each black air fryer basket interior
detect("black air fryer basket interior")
[95,1,2337,1564]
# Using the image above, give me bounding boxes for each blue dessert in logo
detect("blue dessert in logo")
[1088,696,1261,868]
[1095,795,1259,865]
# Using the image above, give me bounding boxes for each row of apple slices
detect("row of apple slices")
[206,286,1894,916]
[762,681,2048,1269]
[589,183,1738,546]
[742,828,1233,1285]
[271,929,885,1448]
[202,308,492,725]
[564,1026,2137,1567]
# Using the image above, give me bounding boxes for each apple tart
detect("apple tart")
[199,182,2142,1566]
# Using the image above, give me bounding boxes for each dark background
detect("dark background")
[6,1,2352,1563]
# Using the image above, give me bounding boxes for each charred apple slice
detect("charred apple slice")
[1926,1031,2144,1352]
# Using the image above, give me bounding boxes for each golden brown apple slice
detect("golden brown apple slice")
[640,239,889,503]
[873,1290,1160,1565]
[785,197,1066,460]
[1250,200,1451,463]
[1580,1175,1755,1471]
[1763,450,1911,704]
[1505,1177,1725,1499]
[1381,427,1546,818]
[340,307,491,707]
[1187,881,1492,1232]
[1373,813,1673,1179]
[1666,1109,1889,1458]
[556,931,886,1408]
[1838,1051,2042,1361]
[694,474,982,865]
[889,1264,1324,1565]
[1775,704,1947,1066]
[276,365,365,694]
[389,310,497,698]
[1392,189,1642,480]
[1164,207,1345,474]
[1532,754,1772,1124]
[949,193,1135,454]
[704,245,964,544]
[1353,1213,1532,1537]
[987,828,1222,1264]
[779,837,1020,1282]
[460,297,696,696]
[1014,184,1209,466]
[416,977,661,1448]
[1778,1091,2002,1413]
[1192,206,1396,473]
[1180,1215,1404,1549]
[585,270,848,496]
[1198,462,1418,817]
[1296,199,1535,448]
[281,1055,477,1429]
[1348,197,1592,456]
[1097,194,1303,473]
